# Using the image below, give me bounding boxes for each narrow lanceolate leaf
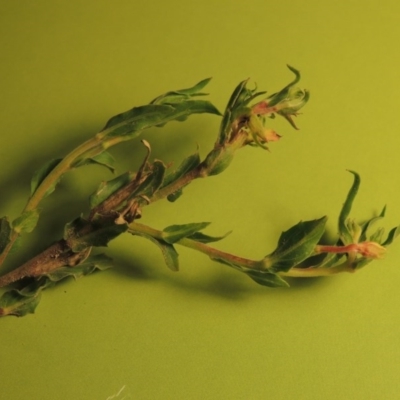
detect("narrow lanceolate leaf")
[382,225,400,246]
[0,217,11,254]
[245,270,289,288]
[45,254,114,281]
[30,158,62,197]
[187,230,231,244]
[89,172,134,208]
[162,222,211,244]
[339,171,360,244]
[12,209,40,234]
[132,231,179,271]
[263,217,327,273]
[151,77,213,105]
[72,150,115,173]
[99,79,220,144]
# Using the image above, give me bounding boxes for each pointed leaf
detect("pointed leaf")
[102,100,220,141]
[162,222,211,244]
[339,171,360,244]
[382,225,400,246]
[131,231,179,271]
[162,151,201,188]
[30,158,62,197]
[12,209,40,234]
[151,77,212,105]
[132,160,166,198]
[245,270,289,288]
[0,217,11,254]
[72,150,115,173]
[360,205,386,242]
[90,172,134,208]
[264,217,327,273]
[187,230,231,244]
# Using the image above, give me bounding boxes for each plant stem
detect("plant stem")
[0,135,103,269]
[128,222,259,269]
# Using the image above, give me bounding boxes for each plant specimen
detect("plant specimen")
[0,66,398,317]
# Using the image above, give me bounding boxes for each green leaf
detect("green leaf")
[132,231,179,271]
[64,216,128,252]
[30,158,62,197]
[101,97,220,141]
[360,205,386,242]
[0,217,11,254]
[45,253,114,281]
[202,146,234,176]
[267,65,301,107]
[151,77,212,105]
[162,151,201,188]
[72,150,115,173]
[0,254,114,317]
[167,189,183,202]
[131,160,166,198]
[245,270,289,288]
[89,172,134,208]
[0,278,50,317]
[382,225,400,246]
[263,217,327,273]
[162,222,210,244]
[12,209,40,234]
[338,171,360,244]
[187,230,231,244]
[218,79,254,145]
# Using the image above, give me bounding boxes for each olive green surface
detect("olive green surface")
[1,1,400,399]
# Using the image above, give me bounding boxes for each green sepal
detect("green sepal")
[338,171,360,244]
[89,172,134,209]
[30,158,62,197]
[263,217,327,273]
[12,209,40,234]
[245,270,289,288]
[202,146,234,176]
[72,150,115,173]
[0,217,11,254]
[64,216,128,252]
[187,230,231,244]
[162,222,210,244]
[101,100,220,140]
[132,231,179,271]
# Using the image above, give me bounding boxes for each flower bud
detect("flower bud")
[355,241,386,259]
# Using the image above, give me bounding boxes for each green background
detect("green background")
[1,1,400,399]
